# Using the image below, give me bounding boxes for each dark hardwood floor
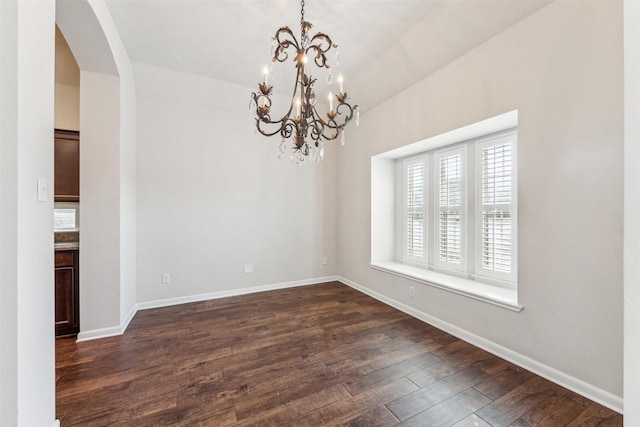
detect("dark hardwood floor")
[56,281,622,426]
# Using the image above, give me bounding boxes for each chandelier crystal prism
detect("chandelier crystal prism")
[250,0,359,165]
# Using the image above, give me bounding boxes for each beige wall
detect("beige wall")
[55,82,79,131]
[134,64,338,305]
[339,0,623,409]
[79,71,122,331]
[55,26,79,131]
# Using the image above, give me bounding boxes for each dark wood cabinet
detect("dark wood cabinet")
[55,249,79,337]
[54,129,80,202]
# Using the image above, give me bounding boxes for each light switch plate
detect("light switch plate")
[37,178,47,202]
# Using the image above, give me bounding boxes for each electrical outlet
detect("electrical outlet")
[244,264,253,274]
[322,256,328,265]
[162,273,171,284]
[409,286,415,298]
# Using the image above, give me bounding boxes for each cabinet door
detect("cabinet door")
[54,130,80,202]
[55,267,76,332]
[55,250,79,336]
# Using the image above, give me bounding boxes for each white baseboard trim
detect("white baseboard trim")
[77,304,139,342]
[337,275,623,415]
[77,324,126,342]
[121,303,138,332]
[137,276,340,311]
[52,419,60,427]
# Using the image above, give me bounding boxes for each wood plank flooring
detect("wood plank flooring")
[56,281,622,426]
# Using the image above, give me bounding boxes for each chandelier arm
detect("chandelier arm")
[256,118,286,138]
[322,121,341,140]
[322,131,339,141]
[309,108,329,127]
[309,102,356,130]
[306,48,329,68]
[289,66,304,118]
[334,101,356,124]
[286,67,305,139]
[308,32,333,46]
[251,92,272,122]
[255,114,301,140]
[305,33,334,68]
[255,112,282,137]
[252,93,291,138]
[307,108,339,141]
[282,120,296,139]
[307,117,325,143]
[273,27,300,63]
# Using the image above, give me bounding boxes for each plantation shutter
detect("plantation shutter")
[405,159,425,261]
[436,150,463,268]
[480,140,513,276]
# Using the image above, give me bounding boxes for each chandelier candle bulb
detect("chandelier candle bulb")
[263,66,269,85]
[338,74,344,93]
[328,92,333,112]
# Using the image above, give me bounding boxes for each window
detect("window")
[477,135,515,282]
[370,110,519,310]
[403,157,426,263]
[435,148,465,271]
[54,202,80,231]
[54,209,77,230]
[399,131,517,286]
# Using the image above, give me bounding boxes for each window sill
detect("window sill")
[370,261,523,312]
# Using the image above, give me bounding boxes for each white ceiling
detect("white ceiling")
[104,0,552,109]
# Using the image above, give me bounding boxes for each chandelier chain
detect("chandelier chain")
[300,0,305,24]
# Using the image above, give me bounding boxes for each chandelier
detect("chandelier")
[250,0,359,165]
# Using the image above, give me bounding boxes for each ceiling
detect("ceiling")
[103,0,553,109]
